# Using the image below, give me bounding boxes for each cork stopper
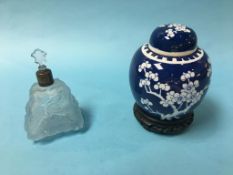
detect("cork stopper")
[36,67,54,87]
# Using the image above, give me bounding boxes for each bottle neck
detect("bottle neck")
[36,68,54,87]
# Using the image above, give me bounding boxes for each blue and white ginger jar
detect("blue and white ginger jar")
[129,23,212,132]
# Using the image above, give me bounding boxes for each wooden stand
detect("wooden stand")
[133,103,194,135]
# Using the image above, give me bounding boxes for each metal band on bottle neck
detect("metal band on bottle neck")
[36,68,54,87]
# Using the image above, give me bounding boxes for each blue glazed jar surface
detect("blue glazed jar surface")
[129,24,211,120]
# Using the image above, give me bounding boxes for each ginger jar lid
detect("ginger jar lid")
[149,24,197,52]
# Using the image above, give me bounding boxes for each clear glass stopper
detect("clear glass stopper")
[31,49,47,69]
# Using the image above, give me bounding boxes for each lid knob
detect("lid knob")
[149,23,197,52]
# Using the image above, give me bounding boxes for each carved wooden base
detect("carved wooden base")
[133,103,194,135]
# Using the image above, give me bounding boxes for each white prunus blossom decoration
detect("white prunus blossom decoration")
[207,57,212,78]
[138,61,208,120]
[164,24,191,40]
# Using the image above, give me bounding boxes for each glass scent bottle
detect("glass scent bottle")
[25,49,84,141]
